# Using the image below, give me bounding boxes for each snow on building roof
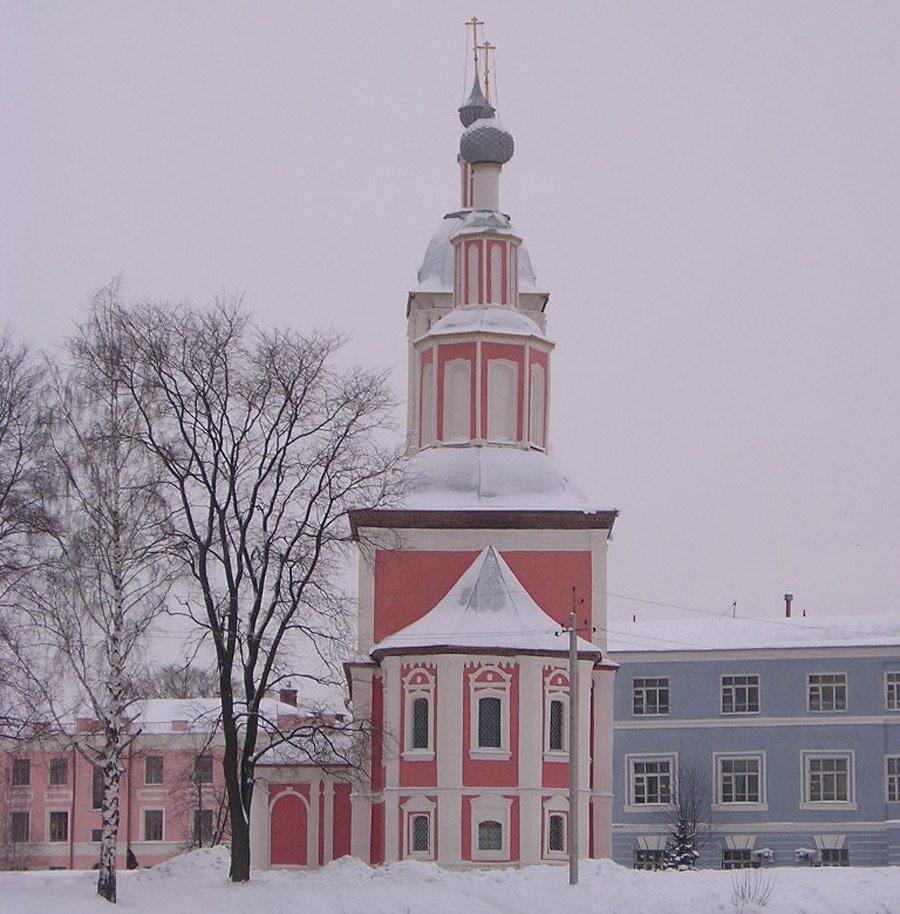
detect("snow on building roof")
[372,545,600,656]
[417,305,550,342]
[415,213,540,293]
[606,614,900,654]
[403,445,610,513]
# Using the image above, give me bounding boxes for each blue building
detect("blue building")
[607,613,900,868]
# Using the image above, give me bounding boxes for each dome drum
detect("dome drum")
[415,331,551,452]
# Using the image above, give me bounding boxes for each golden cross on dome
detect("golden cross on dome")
[466,16,485,79]
[480,39,495,104]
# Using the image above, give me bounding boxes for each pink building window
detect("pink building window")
[145,756,164,785]
[49,811,69,842]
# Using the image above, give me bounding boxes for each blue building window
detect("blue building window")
[633,678,669,716]
[886,672,900,711]
[807,674,846,712]
[721,675,759,714]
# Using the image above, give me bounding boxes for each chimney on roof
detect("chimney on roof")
[784,593,793,618]
[279,687,298,707]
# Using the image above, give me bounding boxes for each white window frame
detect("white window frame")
[48,757,69,787]
[713,752,767,810]
[886,756,900,804]
[543,668,569,761]
[632,677,670,716]
[720,674,760,715]
[47,809,69,843]
[807,673,847,713]
[144,754,164,785]
[142,808,165,842]
[401,795,436,861]
[470,795,512,862]
[468,665,512,760]
[402,666,436,761]
[8,810,30,844]
[886,671,900,712]
[800,751,856,809]
[624,753,676,812]
[542,795,568,860]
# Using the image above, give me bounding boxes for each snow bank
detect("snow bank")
[3,849,900,914]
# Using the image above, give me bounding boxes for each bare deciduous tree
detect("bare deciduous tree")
[111,298,402,882]
[21,288,175,902]
[0,331,50,733]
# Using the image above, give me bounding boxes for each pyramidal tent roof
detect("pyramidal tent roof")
[371,546,601,656]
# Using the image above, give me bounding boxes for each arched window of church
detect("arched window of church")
[490,242,503,304]
[478,820,503,851]
[487,360,518,443]
[443,359,471,442]
[478,696,502,748]
[412,698,429,750]
[466,241,481,305]
[529,362,545,448]
[420,361,435,446]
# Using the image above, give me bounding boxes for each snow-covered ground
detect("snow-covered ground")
[2,848,899,914]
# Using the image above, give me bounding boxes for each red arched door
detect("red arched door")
[270,793,308,865]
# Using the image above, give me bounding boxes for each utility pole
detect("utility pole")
[568,604,579,886]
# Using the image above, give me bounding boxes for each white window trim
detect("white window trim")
[800,750,856,810]
[806,672,848,713]
[401,795,436,861]
[624,753,677,813]
[402,666,436,761]
[885,671,900,712]
[470,795,512,862]
[46,809,69,843]
[886,755,900,804]
[486,358,518,444]
[720,673,761,715]
[542,795,568,860]
[141,807,166,842]
[631,677,670,717]
[468,665,512,761]
[543,671,569,762]
[9,809,30,843]
[712,751,768,811]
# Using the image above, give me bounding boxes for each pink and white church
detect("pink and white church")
[252,57,618,869]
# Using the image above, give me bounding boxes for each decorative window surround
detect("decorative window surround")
[468,664,512,760]
[401,796,436,861]
[632,677,670,716]
[470,795,512,862]
[800,751,856,809]
[542,795,568,859]
[721,674,760,714]
[143,808,165,842]
[807,673,847,713]
[543,668,569,761]
[713,753,767,810]
[402,665,436,761]
[624,754,676,811]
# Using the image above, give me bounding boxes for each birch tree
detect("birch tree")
[0,332,50,732]
[115,298,402,882]
[30,290,174,902]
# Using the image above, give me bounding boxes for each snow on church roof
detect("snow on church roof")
[404,446,608,512]
[415,213,541,293]
[418,305,549,342]
[606,614,900,654]
[371,546,600,656]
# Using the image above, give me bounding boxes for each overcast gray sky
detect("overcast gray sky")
[2,1,898,628]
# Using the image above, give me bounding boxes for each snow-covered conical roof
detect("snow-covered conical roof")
[371,546,601,656]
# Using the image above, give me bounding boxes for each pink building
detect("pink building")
[253,56,618,869]
[0,700,229,871]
